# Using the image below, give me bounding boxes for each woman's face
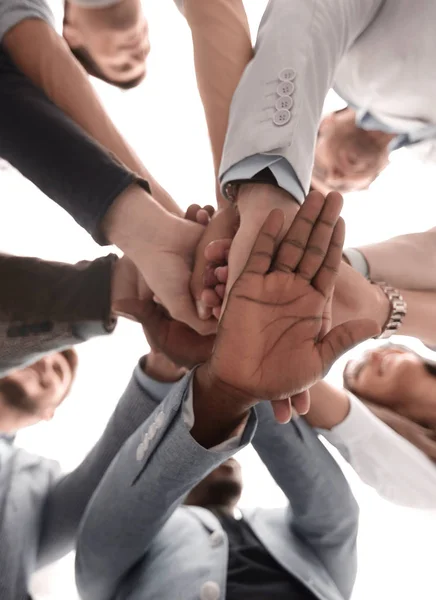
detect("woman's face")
[343,345,436,409]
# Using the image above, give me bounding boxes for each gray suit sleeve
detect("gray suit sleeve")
[75,372,257,600]
[252,402,359,599]
[220,0,385,194]
[36,364,174,569]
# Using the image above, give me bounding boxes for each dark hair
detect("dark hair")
[70,46,145,90]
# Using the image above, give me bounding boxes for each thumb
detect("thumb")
[320,318,380,369]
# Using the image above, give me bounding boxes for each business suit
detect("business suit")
[217,0,436,289]
[0,361,250,600]
[0,253,117,376]
[76,380,358,600]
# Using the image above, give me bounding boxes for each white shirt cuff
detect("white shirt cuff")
[221,155,304,203]
[343,248,370,279]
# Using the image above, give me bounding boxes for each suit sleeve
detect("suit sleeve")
[0,51,150,243]
[219,0,385,194]
[75,372,257,600]
[0,254,117,376]
[36,364,175,568]
[252,402,359,599]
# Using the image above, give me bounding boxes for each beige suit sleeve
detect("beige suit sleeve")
[219,0,385,192]
[358,228,436,290]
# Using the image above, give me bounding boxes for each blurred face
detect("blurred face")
[343,345,436,412]
[185,458,243,509]
[312,109,391,194]
[0,350,77,432]
[64,0,149,86]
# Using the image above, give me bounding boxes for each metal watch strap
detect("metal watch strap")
[373,281,407,339]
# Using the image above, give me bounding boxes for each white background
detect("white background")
[2,1,436,598]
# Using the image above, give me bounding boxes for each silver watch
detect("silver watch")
[373,282,408,339]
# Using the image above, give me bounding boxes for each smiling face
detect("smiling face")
[312,108,392,194]
[0,349,78,432]
[184,458,243,510]
[343,345,436,416]
[63,0,149,89]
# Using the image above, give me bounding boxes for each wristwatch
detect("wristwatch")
[373,282,407,339]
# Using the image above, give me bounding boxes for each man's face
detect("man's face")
[312,109,391,194]
[63,0,149,87]
[343,345,436,411]
[0,350,77,432]
[185,458,243,509]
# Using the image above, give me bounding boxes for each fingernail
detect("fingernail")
[196,301,208,320]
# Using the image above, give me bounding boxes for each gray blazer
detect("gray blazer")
[0,362,225,600]
[220,0,436,193]
[76,388,359,600]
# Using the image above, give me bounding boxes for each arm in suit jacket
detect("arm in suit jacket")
[36,362,177,570]
[219,0,385,193]
[0,253,116,376]
[252,402,359,600]
[1,11,182,216]
[0,361,181,599]
[0,50,150,243]
[75,371,257,600]
[356,228,436,290]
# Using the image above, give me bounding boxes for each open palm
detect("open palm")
[210,192,379,416]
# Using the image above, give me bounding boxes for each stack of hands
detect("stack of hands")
[110,189,380,425]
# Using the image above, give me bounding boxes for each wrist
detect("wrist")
[101,183,169,256]
[236,183,299,213]
[371,283,392,332]
[191,363,255,448]
[141,353,187,383]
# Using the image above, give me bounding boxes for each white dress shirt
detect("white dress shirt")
[319,393,436,510]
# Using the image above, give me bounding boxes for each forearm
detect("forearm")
[332,260,436,345]
[3,19,182,216]
[399,289,436,345]
[38,363,175,568]
[0,51,147,241]
[0,254,116,375]
[253,402,359,598]
[75,372,256,600]
[183,0,252,202]
[357,228,436,290]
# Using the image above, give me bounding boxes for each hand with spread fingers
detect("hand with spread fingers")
[203,191,380,423]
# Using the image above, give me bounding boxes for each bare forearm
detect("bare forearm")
[4,19,182,216]
[358,228,436,290]
[400,289,436,345]
[184,0,253,207]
